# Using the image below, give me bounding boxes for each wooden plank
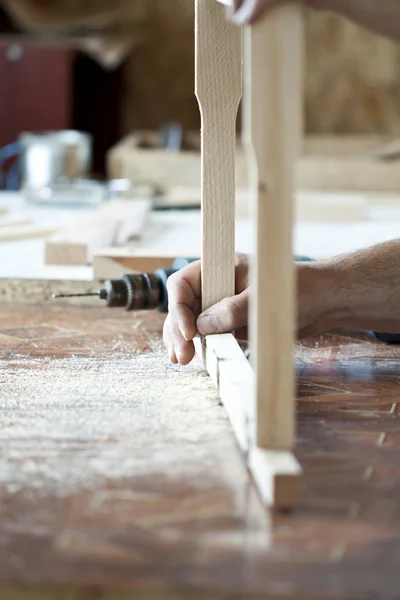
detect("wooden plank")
[249,447,302,509]
[93,250,176,280]
[243,4,303,450]
[194,333,302,508]
[45,198,151,266]
[0,224,57,242]
[195,0,241,311]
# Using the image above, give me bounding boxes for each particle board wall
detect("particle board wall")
[121,5,400,136]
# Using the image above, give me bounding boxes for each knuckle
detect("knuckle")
[220,297,243,323]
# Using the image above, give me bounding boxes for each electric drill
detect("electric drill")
[53,258,198,313]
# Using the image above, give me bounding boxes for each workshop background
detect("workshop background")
[1,0,400,176]
[2,2,400,597]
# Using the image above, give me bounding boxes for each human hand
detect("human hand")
[162,253,347,365]
[163,253,250,365]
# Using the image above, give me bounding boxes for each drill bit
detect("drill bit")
[52,291,107,299]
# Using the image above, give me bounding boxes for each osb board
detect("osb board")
[1,304,400,599]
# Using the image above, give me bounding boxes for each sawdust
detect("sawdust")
[0,343,232,496]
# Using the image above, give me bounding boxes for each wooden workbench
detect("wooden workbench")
[0,295,400,600]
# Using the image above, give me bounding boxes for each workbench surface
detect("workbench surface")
[1,303,400,600]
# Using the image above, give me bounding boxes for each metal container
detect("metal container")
[19,130,99,205]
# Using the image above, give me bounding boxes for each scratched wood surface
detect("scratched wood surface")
[1,303,400,600]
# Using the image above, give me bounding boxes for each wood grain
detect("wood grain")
[243,4,304,449]
[2,303,400,598]
[195,0,242,311]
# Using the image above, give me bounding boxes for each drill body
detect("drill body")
[101,258,197,313]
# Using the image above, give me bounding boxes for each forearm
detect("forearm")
[298,240,400,336]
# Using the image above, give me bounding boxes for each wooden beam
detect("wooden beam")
[243,4,304,450]
[193,1,302,509]
[195,333,302,508]
[195,0,242,311]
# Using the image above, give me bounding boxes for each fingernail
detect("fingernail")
[197,315,218,335]
[178,324,190,342]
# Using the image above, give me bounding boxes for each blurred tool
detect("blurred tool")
[53,257,196,313]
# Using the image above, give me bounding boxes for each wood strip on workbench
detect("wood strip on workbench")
[1,304,400,600]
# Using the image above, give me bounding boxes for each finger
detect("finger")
[235,252,250,292]
[166,261,201,341]
[197,288,249,335]
[163,314,196,366]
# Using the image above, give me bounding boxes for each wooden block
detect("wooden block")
[195,0,242,311]
[93,249,176,280]
[45,198,151,266]
[194,333,301,507]
[243,4,303,451]
[0,224,57,242]
[249,448,302,509]
[45,221,117,266]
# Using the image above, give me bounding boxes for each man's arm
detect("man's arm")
[164,240,400,364]
[216,0,400,42]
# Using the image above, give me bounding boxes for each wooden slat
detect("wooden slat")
[243,4,303,450]
[195,0,242,311]
[194,333,302,508]
[45,198,151,266]
[0,224,57,242]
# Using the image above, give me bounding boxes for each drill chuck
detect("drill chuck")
[52,259,197,312]
[103,270,175,312]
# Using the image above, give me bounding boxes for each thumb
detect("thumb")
[197,288,249,335]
